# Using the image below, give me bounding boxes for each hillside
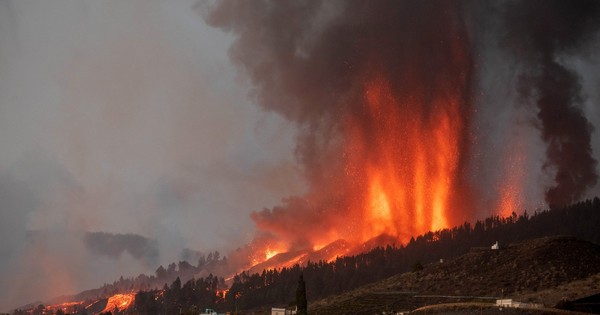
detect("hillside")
[11,199,600,314]
[310,236,600,314]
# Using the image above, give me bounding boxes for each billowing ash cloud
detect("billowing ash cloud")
[205,0,477,249]
[502,0,600,207]
[84,232,159,264]
[204,0,600,255]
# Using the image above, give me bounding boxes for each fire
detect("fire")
[217,289,229,298]
[240,1,474,269]
[312,244,325,251]
[265,248,278,260]
[340,75,465,244]
[102,293,135,313]
[248,72,471,267]
[44,301,83,314]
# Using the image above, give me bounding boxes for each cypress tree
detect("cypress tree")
[296,273,307,315]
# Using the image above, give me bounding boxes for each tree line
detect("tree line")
[216,197,600,311]
[9,197,599,314]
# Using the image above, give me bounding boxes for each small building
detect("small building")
[497,299,522,307]
[271,306,297,315]
[496,299,542,308]
[497,299,513,307]
[271,308,286,315]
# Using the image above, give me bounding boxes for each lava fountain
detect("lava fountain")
[348,75,468,243]
[205,1,535,268]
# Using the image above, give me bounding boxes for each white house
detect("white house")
[271,307,297,315]
[496,299,542,309]
[271,308,286,315]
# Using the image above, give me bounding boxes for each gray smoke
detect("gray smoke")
[502,0,600,207]
[0,1,303,311]
[205,0,478,247]
[204,0,600,247]
[84,232,159,264]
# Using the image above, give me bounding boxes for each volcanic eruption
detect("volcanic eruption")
[204,0,600,267]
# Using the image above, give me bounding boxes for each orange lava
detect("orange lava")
[265,248,278,260]
[341,75,466,245]
[45,301,83,314]
[246,4,473,269]
[102,293,135,313]
[249,75,471,269]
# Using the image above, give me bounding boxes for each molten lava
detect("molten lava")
[102,293,135,313]
[265,248,278,260]
[247,72,472,269]
[238,1,475,271]
[341,75,467,245]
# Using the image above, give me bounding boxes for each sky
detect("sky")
[0,0,305,310]
[1,0,599,312]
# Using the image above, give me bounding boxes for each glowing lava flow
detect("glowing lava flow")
[102,293,135,313]
[265,248,278,260]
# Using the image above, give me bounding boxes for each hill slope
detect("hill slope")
[310,236,600,314]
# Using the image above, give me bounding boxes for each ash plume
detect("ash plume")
[205,0,600,255]
[84,232,159,264]
[502,0,600,207]
[205,0,476,249]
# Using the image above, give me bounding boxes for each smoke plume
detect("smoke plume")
[205,0,600,257]
[502,0,600,207]
[206,0,476,250]
[84,232,159,264]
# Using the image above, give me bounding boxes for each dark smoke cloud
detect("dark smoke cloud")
[205,0,600,251]
[502,0,600,207]
[84,232,159,264]
[205,0,476,247]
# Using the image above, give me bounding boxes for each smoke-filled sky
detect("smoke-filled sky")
[1,0,600,311]
[0,0,304,310]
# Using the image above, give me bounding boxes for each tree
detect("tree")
[167,262,177,275]
[155,265,167,279]
[411,261,424,272]
[198,255,206,268]
[171,276,182,291]
[296,273,307,315]
[32,304,44,315]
